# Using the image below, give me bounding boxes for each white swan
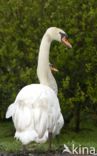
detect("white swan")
[6,27,72,148]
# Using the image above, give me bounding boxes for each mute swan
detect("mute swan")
[6,27,72,149]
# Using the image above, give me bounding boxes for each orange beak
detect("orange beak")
[49,63,59,72]
[50,66,59,72]
[62,37,72,48]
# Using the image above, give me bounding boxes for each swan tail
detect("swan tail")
[14,106,48,144]
[6,103,15,119]
[15,130,38,145]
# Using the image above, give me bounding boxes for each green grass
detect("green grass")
[0,121,97,152]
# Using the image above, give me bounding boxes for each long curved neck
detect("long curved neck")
[37,33,58,94]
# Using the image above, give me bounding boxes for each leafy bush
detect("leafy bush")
[0,0,97,131]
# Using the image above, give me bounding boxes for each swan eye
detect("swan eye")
[59,32,68,40]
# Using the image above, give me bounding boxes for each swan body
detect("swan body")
[6,27,72,145]
[6,84,63,144]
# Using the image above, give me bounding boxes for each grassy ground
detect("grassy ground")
[0,120,97,153]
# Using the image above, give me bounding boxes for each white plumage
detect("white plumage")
[6,27,72,145]
[6,84,63,144]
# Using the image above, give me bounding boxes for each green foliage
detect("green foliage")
[0,0,97,132]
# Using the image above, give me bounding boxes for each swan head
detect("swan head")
[46,27,72,48]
